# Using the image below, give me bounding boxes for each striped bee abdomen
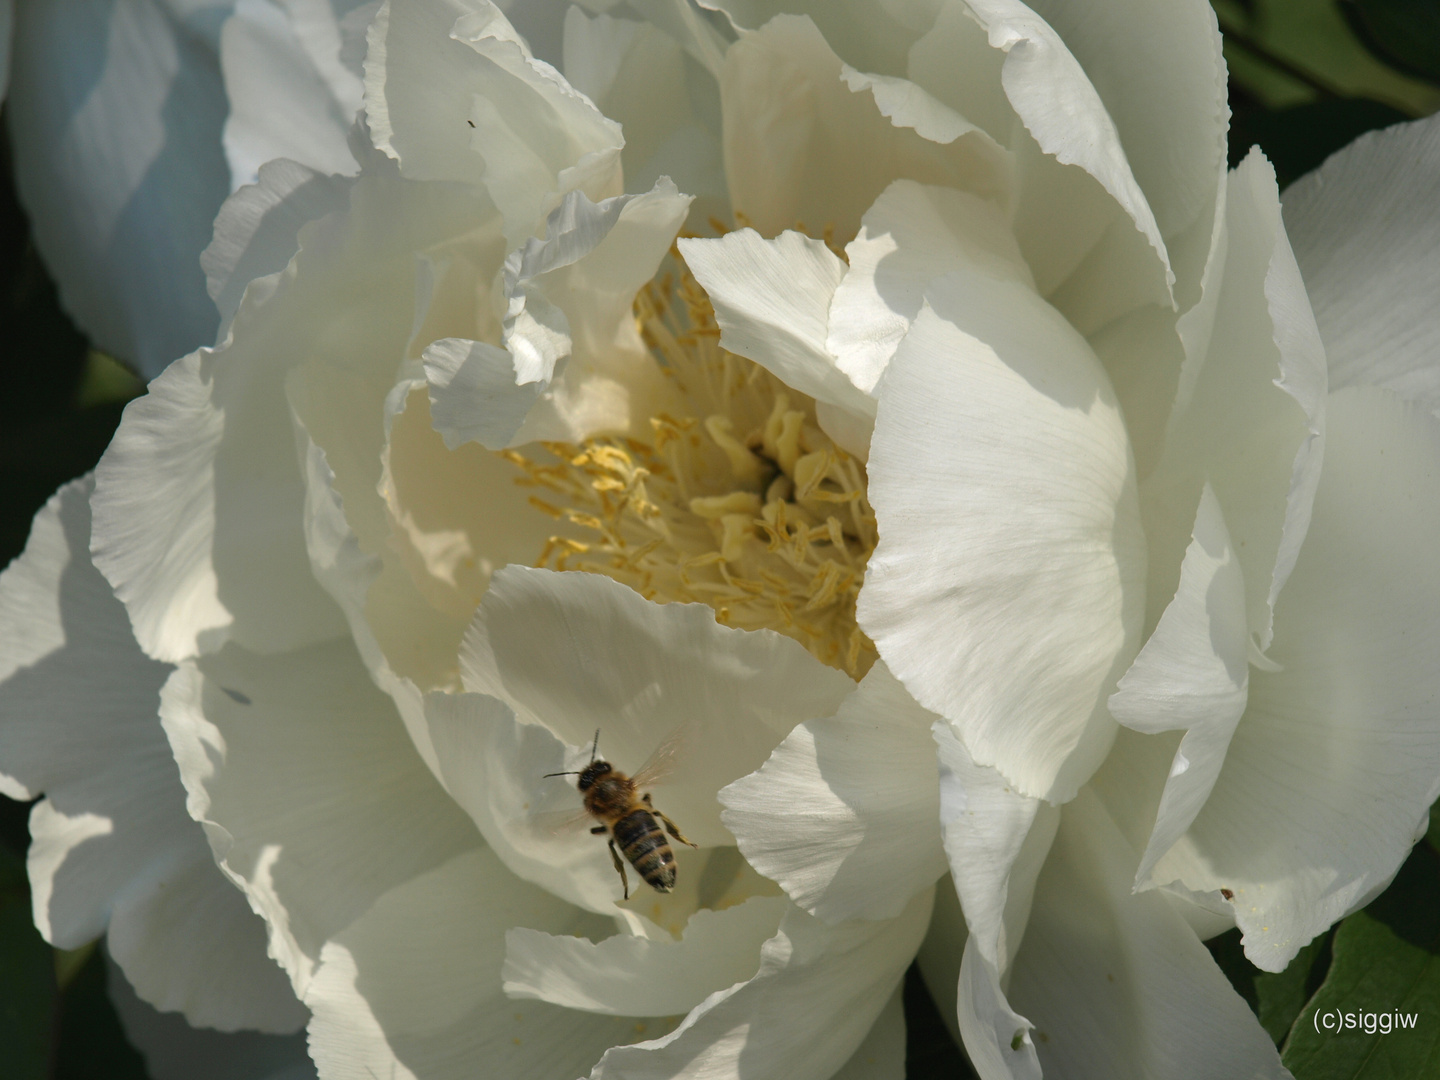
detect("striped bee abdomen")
[612,808,677,892]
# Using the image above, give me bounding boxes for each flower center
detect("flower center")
[503,255,877,677]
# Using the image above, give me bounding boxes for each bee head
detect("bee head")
[576,761,612,791]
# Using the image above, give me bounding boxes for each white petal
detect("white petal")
[719,661,946,923]
[719,14,1010,243]
[906,0,1011,142]
[364,0,622,242]
[903,2,1170,324]
[562,6,729,224]
[0,480,168,807]
[622,0,729,76]
[933,723,1057,976]
[421,688,625,914]
[97,166,497,668]
[679,226,881,455]
[932,722,1055,1078]
[106,954,317,1080]
[827,178,1033,394]
[1108,483,1249,887]
[305,848,638,1080]
[91,347,347,663]
[8,0,228,375]
[525,178,691,373]
[703,0,923,76]
[442,569,852,914]
[1145,149,1327,653]
[494,0,570,65]
[1021,0,1226,293]
[502,895,788,1015]
[0,478,302,1033]
[829,982,906,1080]
[1284,114,1440,414]
[271,171,504,700]
[588,890,933,1080]
[423,337,548,450]
[1004,788,1285,1079]
[961,0,1172,296]
[1156,386,1440,971]
[201,157,355,340]
[460,566,856,848]
[841,65,998,147]
[426,179,690,451]
[680,228,874,418]
[958,938,1041,1080]
[220,0,362,190]
[860,274,1145,802]
[296,426,456,780]
[513,178,693,443]
[1089,156,1228,482]
[106,842,308,1034]
[158,636,481,997]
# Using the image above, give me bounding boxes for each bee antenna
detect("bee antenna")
[543,770,581,778]
[590,729,601,763]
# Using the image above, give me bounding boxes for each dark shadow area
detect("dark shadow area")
[903,962,978,1080]
[1230,91,1410,189]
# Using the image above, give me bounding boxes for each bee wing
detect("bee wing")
[629,723,692,791]
[530,805,596,837]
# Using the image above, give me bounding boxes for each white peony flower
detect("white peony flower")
[3,1,1440,1079]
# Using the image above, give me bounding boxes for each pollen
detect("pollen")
[503,250,877,677]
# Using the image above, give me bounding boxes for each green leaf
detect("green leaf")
[1340,0,1440,85]
[1213,0,1440,115]
[0,846,57,1080]
[1282,844,1440,1076]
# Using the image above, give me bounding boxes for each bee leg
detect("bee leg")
[645,796,698,849]
[591,825,607,835]
[607,837,630,899]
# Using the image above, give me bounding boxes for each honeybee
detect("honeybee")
[545,729,697,899]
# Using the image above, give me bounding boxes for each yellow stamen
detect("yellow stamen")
[503,252,878,677]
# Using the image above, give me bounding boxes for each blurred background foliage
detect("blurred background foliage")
[0,0,1437,1076]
